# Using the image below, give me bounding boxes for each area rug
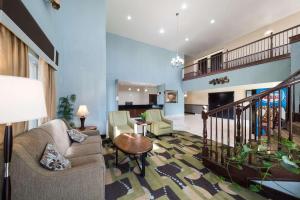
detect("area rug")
[103,132,266,200]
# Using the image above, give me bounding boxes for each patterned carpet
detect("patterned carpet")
[103,132,266,200]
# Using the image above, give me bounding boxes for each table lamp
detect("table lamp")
[0,75,47,200]
[77,105,89,130]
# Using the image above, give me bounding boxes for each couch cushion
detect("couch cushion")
[39,119,71,154]
[64,143,102,159]
[71,135,102,146]
[14,128,55,162]
[69,154,104,168]
[158,121,171,129]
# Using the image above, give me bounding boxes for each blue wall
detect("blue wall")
[55,0,107,133]
[183,59,291,92]
[106,33,184,116]
[291,41,300,112]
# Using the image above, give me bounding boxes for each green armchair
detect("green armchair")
[108,111,135,140]
[145,109,173,137]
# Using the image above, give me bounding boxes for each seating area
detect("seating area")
[0,1,300,200]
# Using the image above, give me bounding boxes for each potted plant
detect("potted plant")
[140,112,147,122]
[57,94,76,127]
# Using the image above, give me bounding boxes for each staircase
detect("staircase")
[201,69,300,199]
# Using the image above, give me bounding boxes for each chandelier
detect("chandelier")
[171,13,184,68]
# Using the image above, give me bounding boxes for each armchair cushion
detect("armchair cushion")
[158,121,171,129]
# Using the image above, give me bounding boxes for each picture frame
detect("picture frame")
[165,90,178,103]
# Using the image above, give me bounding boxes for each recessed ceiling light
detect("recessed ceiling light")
[144,89,148,92]
[264,30,273,36]
[210,19,215,24]
[181,3,187,10]
[159,28,165,34]
[127,15,132,20]
[137,88,140,92]
[185,37,189,42]
[128,87,131,91]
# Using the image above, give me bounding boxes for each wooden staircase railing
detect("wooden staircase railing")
[201,69,300,173]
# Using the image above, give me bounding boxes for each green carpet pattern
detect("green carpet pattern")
[104,132,266,200]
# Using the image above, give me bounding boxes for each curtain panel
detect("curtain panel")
[0,24,29,143]
[38,58,56,124]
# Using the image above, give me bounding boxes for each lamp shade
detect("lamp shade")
[77,105,89,117]
[0,75,47,124]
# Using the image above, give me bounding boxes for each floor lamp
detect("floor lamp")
[0,76,47,200]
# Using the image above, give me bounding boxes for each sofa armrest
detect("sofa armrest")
[149,122,160,133]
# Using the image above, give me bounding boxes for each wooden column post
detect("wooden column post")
[202,106,209,157]
[236,105,242,144]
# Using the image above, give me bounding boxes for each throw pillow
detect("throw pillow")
[40,144,71,171]
[67,129,88,143]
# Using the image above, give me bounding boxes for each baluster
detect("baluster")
[202,107,209,157]
[210,116,213,158]
[248,101,253,164]
[273,92,276,129]
[227,108,230,157]
[236,105,242,144]
[278,89,282,150]
[241,103,244,144]
[254,99,257,141]
[267,94,271,147]
[221,110,224,164]
[289,86,293,141]
[244,106,247,144]
[215,113,218,162]
[234,106,237,150]
[259,98,262,144]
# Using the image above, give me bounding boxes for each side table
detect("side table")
[136,121,152,136]
[76,126,99,136]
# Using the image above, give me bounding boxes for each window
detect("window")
[198,58,208,75]
[28,51,39,130]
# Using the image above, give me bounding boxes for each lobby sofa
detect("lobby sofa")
[0,119,105,200]
[145,109,173,137]
[108,111,135,140]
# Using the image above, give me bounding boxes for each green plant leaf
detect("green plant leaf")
[262,161,273,168]
[249,184,261,193]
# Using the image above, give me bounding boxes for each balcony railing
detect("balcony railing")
[183,24,300,81]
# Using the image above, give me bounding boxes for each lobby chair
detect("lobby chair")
[145,109,173,137]
[108,111,135,140]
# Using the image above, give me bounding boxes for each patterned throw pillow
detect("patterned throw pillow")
[67,129,88,143]
[40,144,71,171]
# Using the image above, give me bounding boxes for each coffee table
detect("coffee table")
[114,133,153,177]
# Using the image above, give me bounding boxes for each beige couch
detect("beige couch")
[0,119,105,200]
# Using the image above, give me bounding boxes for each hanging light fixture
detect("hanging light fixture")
[171,12,184,68]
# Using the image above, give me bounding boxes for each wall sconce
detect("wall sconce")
[48,0,60,10]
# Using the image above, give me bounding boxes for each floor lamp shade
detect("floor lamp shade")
[0,75,47,124]
[0,75,47,200]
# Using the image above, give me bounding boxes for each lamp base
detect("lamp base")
[2,125,12,200]
[80,117,86,130]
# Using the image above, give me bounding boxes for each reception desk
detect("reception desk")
[118,104,163,118]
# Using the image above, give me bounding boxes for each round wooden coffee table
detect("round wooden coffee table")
[114,133,153,177]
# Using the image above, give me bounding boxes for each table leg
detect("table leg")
[143,125,146,136]
[140,153,146,177]
[115,148,118,167]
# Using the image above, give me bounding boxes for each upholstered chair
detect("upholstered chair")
[145,109,173,137]
[108,111,135,140]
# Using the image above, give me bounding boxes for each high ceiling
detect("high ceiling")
[107,0,300,57]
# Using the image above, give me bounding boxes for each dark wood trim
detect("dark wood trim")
[55,51,59,66]
[0,0,3,9]
[183,54,290,81]
[290,34,300,44]
[1,0,56,61]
